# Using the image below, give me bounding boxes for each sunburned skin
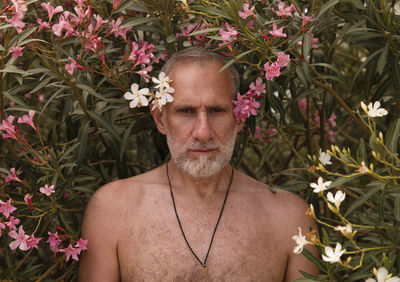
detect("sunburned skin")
[78,59,319,282]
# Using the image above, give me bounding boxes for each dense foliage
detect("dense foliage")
[0,0,399,280]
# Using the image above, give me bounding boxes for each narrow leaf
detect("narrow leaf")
[377,42,389,75]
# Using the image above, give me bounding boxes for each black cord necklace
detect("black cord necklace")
[166,162,234,276]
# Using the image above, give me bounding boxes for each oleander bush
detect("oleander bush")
[0,0,399,280]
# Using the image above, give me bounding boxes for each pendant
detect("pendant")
[202,266,207,277]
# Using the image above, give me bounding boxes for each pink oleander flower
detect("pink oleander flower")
[9,225,29,251]
[11,0,28,13]
[113,0,123,8]
[272,2,296,17]
[37,18,50,31]
[298,34,319,49]
[247,77,266,98]
[269,23,286,38]
[128,40,156,66]
[298,98,307,112]
[233,93,260,122]
[7,16,25,33]
[302,13,315,26]
[254,126,265,142]
[5,168,21,183]
[27,233,42,249]
[47,231,62,252]
[109,17,131,40]
[219,22,238,48]
[62,244,80,261]
[52,15,73,37]
[40,2,63,22]
[263,62,281,81]
[176,23,207,45]
[39,184,55,196]
[74,0,86,8]
[17,110,36,130]
[0,221,6,237]
[65,57,85,75]
[0,199,17,218]
[276,52,290,67]
[5,216,20,231]
[136,65,152,82]
[94,14,108,30]
[24,193,33,208]
[9,45,24,59]
[0,116,17,139]
[266,127,277,143]
[239,3,255,19]
[75,238,88,254]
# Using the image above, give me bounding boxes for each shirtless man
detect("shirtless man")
[78,47,318,281]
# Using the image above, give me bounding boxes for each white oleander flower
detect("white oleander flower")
[310,177,332,193]
[365,266,400,282]
[322,242,345,263]
[367,101,388,118]
[292,227,309,254]
[334,224,352,237]
[124,83,150,108]
[319,151,332,166]
[327,190,346,209]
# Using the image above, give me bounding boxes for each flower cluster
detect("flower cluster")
[263,52,290,81]
[124,72,175,111]
[35,0,158,81]
[232,77,265,122]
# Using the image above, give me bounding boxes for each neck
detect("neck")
[166,160,233,199]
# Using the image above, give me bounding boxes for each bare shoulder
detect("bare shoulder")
[85,165,166,212]
[234,169,311,228]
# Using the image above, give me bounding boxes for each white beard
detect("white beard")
[164,122,237,178]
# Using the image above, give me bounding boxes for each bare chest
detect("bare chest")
[117,193,288,282]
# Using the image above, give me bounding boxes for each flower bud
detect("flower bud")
[360,101,368,113]
[306,205,315,219]
[379,132,383,141]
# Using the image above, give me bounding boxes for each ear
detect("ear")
[151,107,166,135]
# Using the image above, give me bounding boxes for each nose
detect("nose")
[192,112,213,142]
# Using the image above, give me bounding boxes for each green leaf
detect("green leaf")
[0,64,31,75]
[356,138,367,163]
[8,27,37,47]
[344,185,383,217]
[77,84,107,101]
[219,50,253,73]
[58,142,81,164]
[296,66,309,89]
[386,118,400,155]
[329,174,361,189]
[121,17,154,28]
[394,195,400,221]
[259,139,279,167]
[188,27,221,36]
[303,32,311,57]
[301,248,327,272]
[75,121,90,165]
[321,227,330,245]
[317,0,340,16]
[377,42,389,75]
[87,110,122,143]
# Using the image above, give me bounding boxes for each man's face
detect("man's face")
[160,60,242,178]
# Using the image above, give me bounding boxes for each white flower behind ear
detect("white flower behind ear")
[124,83,150,108]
